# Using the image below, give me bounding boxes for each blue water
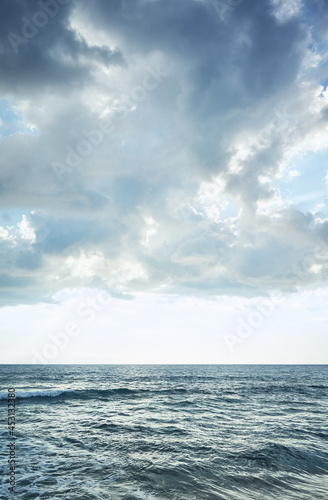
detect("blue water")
[0,365,327,499]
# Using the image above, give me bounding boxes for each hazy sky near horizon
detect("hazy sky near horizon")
[0,0,328,363]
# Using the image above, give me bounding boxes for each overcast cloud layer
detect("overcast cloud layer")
[1,0,328,306]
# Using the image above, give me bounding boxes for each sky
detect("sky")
[0,0,328,364]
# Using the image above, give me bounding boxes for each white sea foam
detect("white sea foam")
[131,490,156,499]
[0,389,69,400]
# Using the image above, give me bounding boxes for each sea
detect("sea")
[0,364,327,499]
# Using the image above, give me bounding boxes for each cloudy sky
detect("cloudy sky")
[1,0,328,363]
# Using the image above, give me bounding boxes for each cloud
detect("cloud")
[0,0,328,305]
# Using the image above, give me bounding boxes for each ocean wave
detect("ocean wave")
[0,387,204,402]
[232,443,328,474]
[0,382,326,403]
[245,383,328,395]
[0,389,68,400]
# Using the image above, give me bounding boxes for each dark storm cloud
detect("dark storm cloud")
[0,0,123,94]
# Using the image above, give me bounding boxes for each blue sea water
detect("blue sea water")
[0,364,327,499]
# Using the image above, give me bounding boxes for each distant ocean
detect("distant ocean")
[0,365,327,499]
